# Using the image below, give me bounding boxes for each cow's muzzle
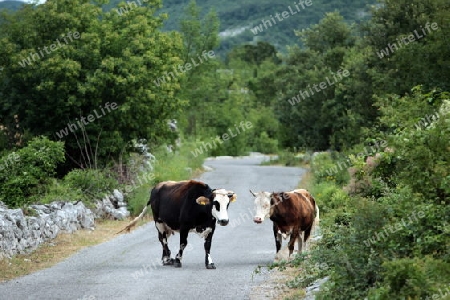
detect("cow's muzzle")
[218,219,229,226]
[253,217,262,224]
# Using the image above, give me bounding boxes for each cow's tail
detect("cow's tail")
[313,203,320,236]
[314,203,320,226]
[116,204,149,234]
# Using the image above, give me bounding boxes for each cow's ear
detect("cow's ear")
[228,192,237,202]
[196,196,210,205]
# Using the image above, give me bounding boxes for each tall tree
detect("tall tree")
[363,0,450,94]
[275,12,355,150]
[176,0,222,136]
[0,0,184,172]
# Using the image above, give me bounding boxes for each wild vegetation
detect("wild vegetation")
[0,0,449,297]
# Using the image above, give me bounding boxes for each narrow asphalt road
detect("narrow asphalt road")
[0,155,306,300]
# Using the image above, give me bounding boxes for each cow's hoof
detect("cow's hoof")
[174,259,182,268]
[163,258,174,266]
[206,263,216,269]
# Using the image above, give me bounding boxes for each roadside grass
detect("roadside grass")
[0,216,151,282]
[297,168,313,190]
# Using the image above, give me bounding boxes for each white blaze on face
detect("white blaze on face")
[211,189,232,225]
[253,192,272,223]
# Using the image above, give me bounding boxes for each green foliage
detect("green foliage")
[253,131,278,154]
[63,168,118,203]
[275,12,360,151]
[311,152,349,185]
[314,199,389,299]
[309,87,450,299]
[227,42,281,66]
[176,6,280,156]
[39,179,84,204]
[368,257,450,300]
[375,88,450,201]
[363,0,450,94]
[0,136,65,207]
[0,0,184,172]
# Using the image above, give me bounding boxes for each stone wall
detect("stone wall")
[0,189,129,259]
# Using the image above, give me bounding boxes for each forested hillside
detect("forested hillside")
[150,0,376,54]
[0,0,449,298]
[0,0,376,54]
[0,0,25,11]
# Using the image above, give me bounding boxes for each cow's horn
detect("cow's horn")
[249,189,256,197]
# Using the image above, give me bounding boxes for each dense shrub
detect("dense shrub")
[311,182,350,216]
[254,131,278,154]
[0,136,65,207]
[307,88,450,299]
[63,168,118,203]
[376,89,450,201]
[39,179,84,203]
[368,257,450,299]
[311,152,349,185]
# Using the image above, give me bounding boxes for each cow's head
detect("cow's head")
[196,189,236,226]
[250,190,272,224]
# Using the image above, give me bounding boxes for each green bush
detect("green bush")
[376,89,450,201]
[311,152,349,185]
[254,131,278,154]
[0,136,65,207]
[39,179,84,203]
[63,168,118,203]
[312,181,449,299]
[368,257,450,300]
[315,199,390,300]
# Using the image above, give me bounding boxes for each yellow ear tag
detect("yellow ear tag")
[229,194,237,202]
[196,197,210,205]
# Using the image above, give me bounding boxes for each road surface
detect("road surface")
[0,155,306,300]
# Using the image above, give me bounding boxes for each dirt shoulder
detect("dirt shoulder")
[0,216,152,282]
[250,265,305,300]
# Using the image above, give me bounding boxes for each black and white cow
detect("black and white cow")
[117,180,236,269]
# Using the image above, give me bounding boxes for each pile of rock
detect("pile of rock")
[0,189,129,259]
[94,189,130,220]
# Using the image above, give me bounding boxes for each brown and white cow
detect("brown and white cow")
[250,189,319,259]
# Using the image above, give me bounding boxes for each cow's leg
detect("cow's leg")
[297,231,303,254]
[303,225,313,251]
[174,227,189,268]
[156,222,173,265]
[204,229,216,269]
[273,224,282,254]
[288,228,300,257]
